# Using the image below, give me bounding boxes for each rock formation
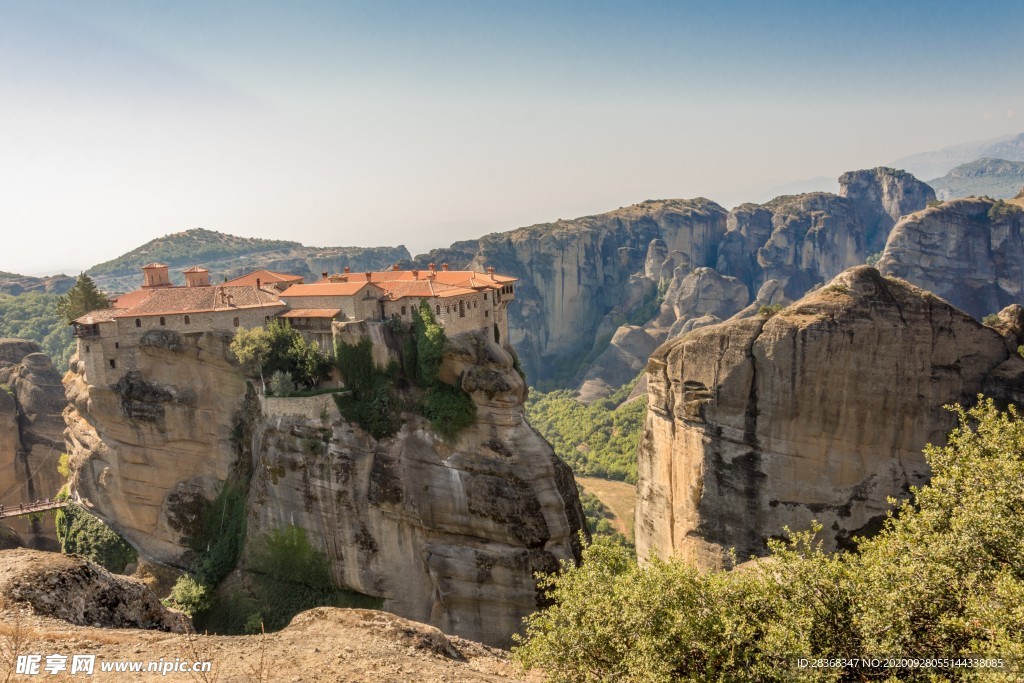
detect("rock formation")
[635,266,1024,570]
[878,197,1024,320]
[413,199,729,385]
[63,327,585,647]
[0,548,188,631]
[0,339,67,550]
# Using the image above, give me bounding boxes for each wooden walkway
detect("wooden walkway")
[0,499,69,520]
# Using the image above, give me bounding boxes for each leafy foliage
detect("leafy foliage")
[166,575,213,616]
[412,299,445,386]
[268,370,293,397]
[988,199,1022,221]
[758,303,784,318]
[526,380,646,483]
[185,483,248,587]
[421,383,477,440]
[515,398,1024,682]
[231,320,331,390]
[0,292,75,368]
[578,490,632,548]
[54,500,137,574]
[55,273,108,325]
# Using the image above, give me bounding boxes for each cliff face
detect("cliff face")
[63,328,585,647]
[878,197,1024,320]
[248,331,585,646]
[635,266,1024,570]
[414,199,728,384]
[0,339,66,550]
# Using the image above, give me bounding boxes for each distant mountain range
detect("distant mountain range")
[83,228,410,292]
[928,158,1024,200]
[891,132,1024,180]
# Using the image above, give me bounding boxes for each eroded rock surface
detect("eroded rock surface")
[635,266,1024,570]
[64,327,585,647]
[878,197,1024,319]
[0,548,187,631]
[0,339,66,550]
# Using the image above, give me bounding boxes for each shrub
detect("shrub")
[988,199,1022,221]
[54,502,137,574]
[422,383,477,440]
[758,303,784,318]
[269,370,293,397]
[167,575,213,616]
[982,313,1001,327]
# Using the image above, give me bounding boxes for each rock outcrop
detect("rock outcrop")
[635,266,1024,570]
[0,548,187,631]
[878,197,1024,320]
[0,339,67,550]
[246,330,585,647]
[413,199,728,385]
[63,326,585,647]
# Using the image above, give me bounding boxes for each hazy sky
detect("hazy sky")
[2,1,1022,275]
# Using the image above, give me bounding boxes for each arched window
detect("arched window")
[233,317,240,327]
[436,304,440,315]
[135,318,141,328]
[445,305,450,314]
[401,305,406,316]
[184,315,190,325]
[159,317,166,326]
[459,299,465,318]
[484,293,488,301]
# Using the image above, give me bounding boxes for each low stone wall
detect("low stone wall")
[259,393,345,421]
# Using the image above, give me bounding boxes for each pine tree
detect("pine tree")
[56,273,109,324]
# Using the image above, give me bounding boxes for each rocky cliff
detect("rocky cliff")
[635,266,1024,570]
[0,339,67,550]
[878,197,1024,320]
[63,327,585,647]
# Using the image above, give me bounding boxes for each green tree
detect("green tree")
[412,300,445,386]
[55,273,109,324]
[230,325,271,390]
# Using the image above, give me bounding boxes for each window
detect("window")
[109,359,116,369]
[135,318,141,328]
[484,293,488,301]
[184,315,190,325]
[401,306,406,315]
[114,342,119,349]
[459,300,465,318]
[484,310,489,318]
[233,317,240,327]
[436,304,440,315]
[445,305,450,314]
[159,317,166,326]
[84,345,90,353]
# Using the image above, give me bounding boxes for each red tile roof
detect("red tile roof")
[73,309,120,324]
[115,285,284,317]
[224,269,304,287]
[280,309,342,318]
[112,289,154,309]
[183,266,209,273]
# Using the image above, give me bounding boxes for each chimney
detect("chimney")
[183,267,210,288]
[392,263,399,271]
[441,263,449,271]
[321,271,328,281]
[141,263,171,288]
[365,272,372,281]
[256,278,261,289]
[412,269,419,279]
[428,263,436,272]
[486,266,495,275]
[343,266,350,274]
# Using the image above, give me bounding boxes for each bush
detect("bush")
[422,383,477,440]
[269,370,293,397]
[54,502,137,574]
[988,199,1022,221]
[167,575,213,616]
[515,398,1024,682]
[982,313,1001,327]
[758,303,784,318]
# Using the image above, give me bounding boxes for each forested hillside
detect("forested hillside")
[0,293,74,368]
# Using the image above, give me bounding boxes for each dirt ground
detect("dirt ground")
[576,475,636,541]
[0,605,543,683]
